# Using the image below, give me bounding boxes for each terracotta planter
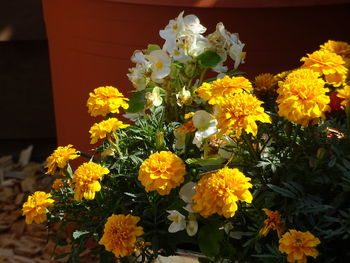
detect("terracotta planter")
[42,0,350,153]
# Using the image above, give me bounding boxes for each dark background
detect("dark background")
[0,0,56,162]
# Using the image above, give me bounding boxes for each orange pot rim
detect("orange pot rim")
[103,0,350,8]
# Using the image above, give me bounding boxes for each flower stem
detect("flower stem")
[241,131,259,161]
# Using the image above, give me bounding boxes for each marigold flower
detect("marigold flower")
[89,118,130,144]
[320,40,350,59]
[253,73,277,98]
[138,151,186,195]
[259,208,285,238]
[22,191,54,224]
[336,85,350,106]
[301,49,348,86]
[99,214,144,258]
[52,178,64,190]
[174,119,196,134]
[87,86,129,117]
[277,69,330,127]
[45,145,79,175]
[73,162,110,201]
[214,92,271,138]
[192,167,253,218]
[279,229,320,263]
[196,75,252,104]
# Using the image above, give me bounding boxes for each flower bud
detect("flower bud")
[155,131,165,150]
[316,147,327,160]
[184,62,197,78]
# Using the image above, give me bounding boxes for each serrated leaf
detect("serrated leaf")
[125,90,147,113]
[198,50,221,68]
[266,184,297,199]
[72,230,89,240]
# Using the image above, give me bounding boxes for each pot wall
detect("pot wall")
[42,0,350,153]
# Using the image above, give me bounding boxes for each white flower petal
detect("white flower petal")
[186,220,198,236]
[179,182,197,203]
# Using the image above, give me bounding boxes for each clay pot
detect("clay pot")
[42,0,350,153]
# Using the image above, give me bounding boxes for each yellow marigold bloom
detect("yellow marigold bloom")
[277,69,330,127]
[192,167,253,218]
[279,229,320,263]
[89,118,130,144]
[184,112,195,119]
[320,40,350,59]
[52,178,64,190]
[73,162,110,201]
[259,208,285,238]
[138,151,186,195]
[22,191,54,224]
[336,85,350,106]
[254,73,277,97]
[87,86,129,117]
[99,214,144,258]
[45,145,79,175]
[196,76,253,104]
[301,49,348,86]
[214,92,271,138]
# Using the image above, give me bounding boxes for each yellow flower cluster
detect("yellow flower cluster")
[89,117,130,144]
[301,49,348,86]
[192,167,253,218]
[253,73,277,98]
[337,85,350,106]
[277,68,330,127]
[259,208,285,238]
[87,86,129,117]
[22,191,54,224]
[196,75,252,104]
[138,151,186,195]
[99,214,144,258]
[321,40,350,68]
[214,92,271,137]
[73,162,110,201]
[45,144,79,175]
[279,229,320,263]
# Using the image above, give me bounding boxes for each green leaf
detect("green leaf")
[198,50,222,68]
[186,155,226,166]
[125,90,147,113]
[198,222,224,257]
[72,230,89,240]
[147,44,161,54]
[266,184,297,199]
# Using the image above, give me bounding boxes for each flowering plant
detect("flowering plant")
[23,12,350,263]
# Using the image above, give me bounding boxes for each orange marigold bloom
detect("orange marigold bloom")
[196,75,252,104]
[336,85,350,106]
[87,86,129,117]
[214,92,271,138]
[259,208,285,238]
[73,162,110,201]
[45,145,79,175]
[320,40,350,59]
[174,119,196,134]
[52,178,64,190]
[22,191,54,224]
[138,151,186,195]
[279,229,320,263]
[192,167,253,218]
[99,214,144,258]
[277,69,330,127]
[254,73,277,97]
[301,49,348,86]
[89,118,130,144]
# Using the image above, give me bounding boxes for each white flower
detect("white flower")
[183,14,206,36]
[127,64,148,90]
[179,181,197,212]
[169,47,191,63]
[159,11,185,42]
[176,87,192,106]
[146,50,171,82]
[186,220,198,237]
[192,110,218,147]
[131,50,149,65]
[229,38,245,69]
[145,86,163,107]
[167,210,186,233]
